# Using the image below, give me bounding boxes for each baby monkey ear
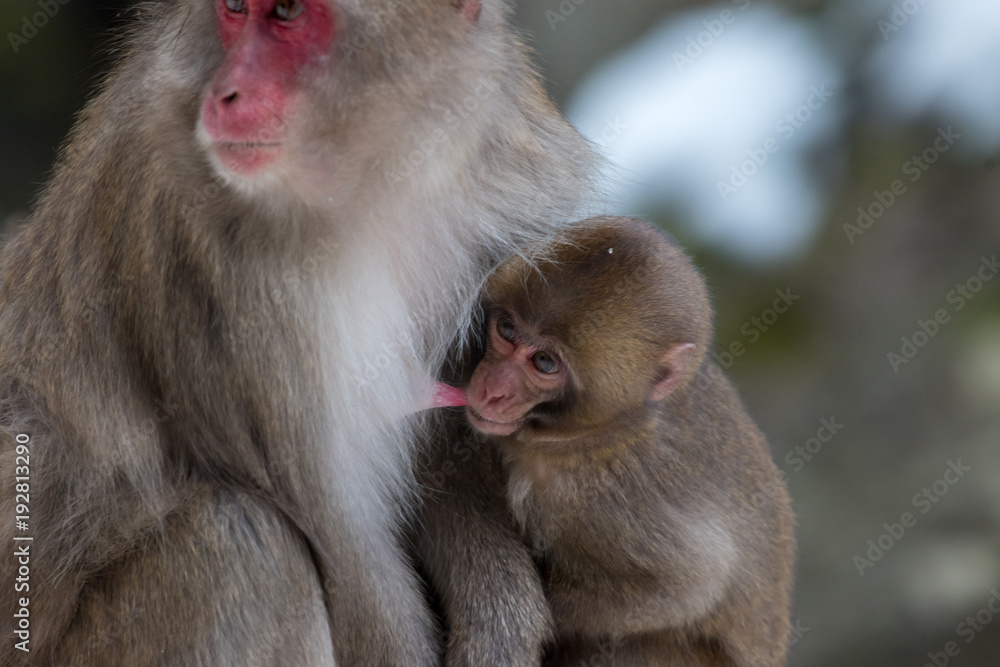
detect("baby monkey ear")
[650,343,696,402]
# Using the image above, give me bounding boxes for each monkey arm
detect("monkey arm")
[414,416,551,667]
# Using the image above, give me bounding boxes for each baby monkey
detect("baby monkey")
[420,216,795,666]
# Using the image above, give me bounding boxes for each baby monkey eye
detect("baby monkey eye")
[496,318,517,343]
[273,0,303,20]
[225,0,246,12]
[531,351,560,375]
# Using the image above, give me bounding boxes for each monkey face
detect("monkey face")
[198,0,337,178]
[467,218,715,442]
[465,311,568,436]
[194,0,494,204]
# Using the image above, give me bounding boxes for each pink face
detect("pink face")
[466,314,568,436]
[200,0,336,176]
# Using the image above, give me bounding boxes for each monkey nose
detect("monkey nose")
[468,371,521,412]
[481,383,511,405]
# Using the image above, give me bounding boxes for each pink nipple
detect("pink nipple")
[432,383,468,408]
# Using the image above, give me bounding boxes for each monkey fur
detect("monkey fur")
[0,1,599,664]
[418,216,795,667]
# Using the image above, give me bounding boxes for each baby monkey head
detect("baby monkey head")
[466,216,712,440]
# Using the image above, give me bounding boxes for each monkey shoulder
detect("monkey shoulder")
[655,367,782,491]
[556,366,790,573]
[648,365,794,567]
[539,455,740,634]
[540,438,779,638]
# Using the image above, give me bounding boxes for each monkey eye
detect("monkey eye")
[496,318,517,343]
[224,0,246,13]
[531,351,560,375]
[273,0,304,20]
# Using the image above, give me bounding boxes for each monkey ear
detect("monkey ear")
[455,0,483,22]
[650,343,696,402]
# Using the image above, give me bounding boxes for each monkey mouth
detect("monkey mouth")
[213,142,282,175]
[467,406,522,436]
[219,141,281,150]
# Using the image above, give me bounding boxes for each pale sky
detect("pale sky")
[567,0,1000,264]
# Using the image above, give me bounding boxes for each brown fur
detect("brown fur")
[0,1,599,664]
[419,217,795,666]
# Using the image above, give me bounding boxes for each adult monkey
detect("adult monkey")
[0,0,597,664]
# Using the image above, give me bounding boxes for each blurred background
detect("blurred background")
[2,0,998,664]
